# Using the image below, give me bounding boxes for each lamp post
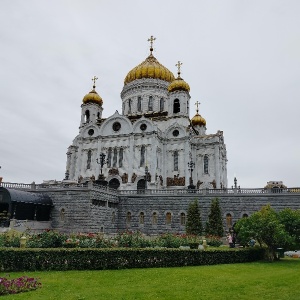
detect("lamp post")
[96,153,108,186]
[188,155,195,190]
[145,165,149,190]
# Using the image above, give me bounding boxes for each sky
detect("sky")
[0,0,299,188]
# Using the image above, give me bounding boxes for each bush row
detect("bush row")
[0,230,223,249]
[0,248,265,272]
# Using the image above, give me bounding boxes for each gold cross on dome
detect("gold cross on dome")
[92,76,98,88]
[195,101,200,113]
[175,61,183,76]
[147,35,156,53]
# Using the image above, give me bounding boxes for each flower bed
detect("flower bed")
[0,275,41,295]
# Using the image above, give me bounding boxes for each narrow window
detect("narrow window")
[112,211,116,223]
[180,212,186,226]
[140,145,145,167]
[85,110,90,123]
[137,96,142,112]
[119,148,123,168]
[226,213,232,227]
[204,155,209,174]
[166,212,172,225]
[113,148,118,167]
[152,212,158,225]
[160,98,164,112]
[173,99,180,113]
[139,212,145,225]
[107,148,112,168]
[174,151,178,171]
[128,99,131,114]
[148,96,153,111]
[87,150,92,170]
[126,212,131,226]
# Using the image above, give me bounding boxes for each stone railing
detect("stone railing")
[1,182,300,196]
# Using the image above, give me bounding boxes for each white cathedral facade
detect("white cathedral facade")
[65,38,228,191]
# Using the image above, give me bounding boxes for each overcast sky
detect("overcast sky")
[0,0,299,188]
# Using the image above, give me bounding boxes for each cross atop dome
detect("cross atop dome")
[147,35,156,54]
[92,76,98,89]
[195,101,200,113]
[175,61,183,77]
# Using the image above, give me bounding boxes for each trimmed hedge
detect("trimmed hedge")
[0,248,265,272]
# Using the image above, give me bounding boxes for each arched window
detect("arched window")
[174,151,178,171]
[173,99,180,113]
[126,212,131,226]
[113,148,118,167]
[166,212,172,225]
[137,96,142,112]
[152,212,158,225]
[85,110,90,123]
[128,99,131,114]
[107,148,112,168]
[180,212,186,226]
[139,212,145,225]
[87,150,92,170]
[119,148,123,167]
[226,213,232,227]
[140,145,145,167]
[111,211,116,223]
[204,155,209,174]
[160,98,164,112]
[148,96,153,111]
[242,213,248,218]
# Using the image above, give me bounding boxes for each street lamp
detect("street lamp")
[145,165,149,190]
[188,155,195,190]
[96,153,108,186]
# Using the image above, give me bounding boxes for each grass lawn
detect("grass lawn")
[1,258,299,300]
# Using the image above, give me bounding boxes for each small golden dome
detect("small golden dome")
[191,113,206,127]
[168,76,190,92]
[83,88,103,105]
[124,53,175,85]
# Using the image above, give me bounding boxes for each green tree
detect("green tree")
[278,208,300,249]
[205,198,224,237]
[186,199,202,235]
[235,205,293,261]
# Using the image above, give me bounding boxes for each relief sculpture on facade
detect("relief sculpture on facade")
[121,173,128,183]
[167,175,185,186]
[108,168,119,176]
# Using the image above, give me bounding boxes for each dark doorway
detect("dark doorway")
[137,179,146,193]
[109,178,120,190]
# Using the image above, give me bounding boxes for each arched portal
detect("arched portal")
[108,178,120,190]
[137,179,146,192]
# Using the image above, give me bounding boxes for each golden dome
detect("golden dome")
[191,112,206,127]
[124,53,175,85]
[83,88,103,105]
[168,76,190,92]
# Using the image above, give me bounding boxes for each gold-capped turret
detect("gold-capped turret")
[124,36,175,85]
[191,101,206,127]
[83,76,103,105]
[168,61,190,93]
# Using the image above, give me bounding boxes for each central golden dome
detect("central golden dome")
[124,53,175,85]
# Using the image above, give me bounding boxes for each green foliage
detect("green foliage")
[0,248,265,272]
[278,208,300,249]
[205,235,223,247]
[186,199,202,235]
[26,230,67,248]
[235,205,294,261]
[205,198,224,237]
[115,231,152,248]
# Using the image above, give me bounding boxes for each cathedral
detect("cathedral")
[66,36,228,191]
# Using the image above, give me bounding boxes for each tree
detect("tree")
[205,198,224,237]
[235,205,293,261]
[186,199,202,235]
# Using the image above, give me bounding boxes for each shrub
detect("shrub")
[206,235,223,247]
